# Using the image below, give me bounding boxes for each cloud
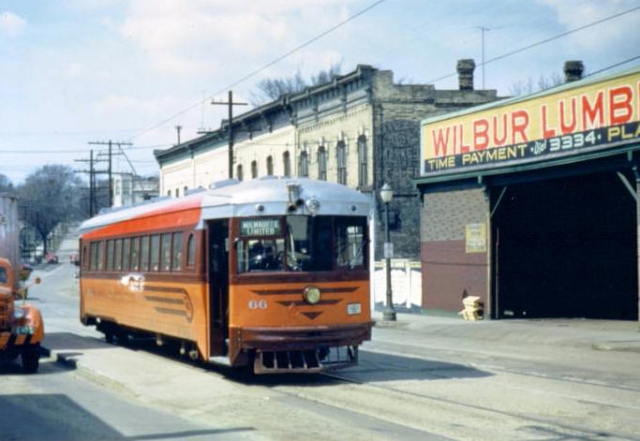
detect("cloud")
[0,11,26,37]
[117,1,357,76]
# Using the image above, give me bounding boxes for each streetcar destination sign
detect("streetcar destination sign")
[240,218,281,236]
[421,68,640,175]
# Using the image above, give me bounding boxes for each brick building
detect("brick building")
[155,61,499,309]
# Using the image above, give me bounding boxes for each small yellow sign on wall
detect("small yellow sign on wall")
[466,223,486,253]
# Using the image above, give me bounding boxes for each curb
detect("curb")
[592,341,640,353]
[40,346,79,369]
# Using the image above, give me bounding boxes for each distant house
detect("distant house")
[112,173,159,208]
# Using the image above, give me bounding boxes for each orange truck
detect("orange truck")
[0,193,43,373]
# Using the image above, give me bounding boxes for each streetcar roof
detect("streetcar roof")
[79,177,370,237]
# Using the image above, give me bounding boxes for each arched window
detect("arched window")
[283,151,291,177]
[236,164,243,181]
[298,151,309,177]
[251,160,258,179]
[337,141,347,185]
[317,146,327,180]
[357,135,368,187]
[266,156,274,175]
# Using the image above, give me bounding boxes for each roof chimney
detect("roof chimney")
[457,59,476,90]
[564,60,584,82]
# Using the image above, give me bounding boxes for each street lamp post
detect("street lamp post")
[380,183,397,321]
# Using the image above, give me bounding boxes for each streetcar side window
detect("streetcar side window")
[90,241,103,271]
[97,241,103,270]
[150,234,161,271]
[140,236,150,271]
[161,233,172,271]
[122,238,131,271]
[186,233,196,268]
[82,245,88,270]
[114,239,123,271]
[131,237,140,271]
[172,232,183,271]
[106,240,115,271]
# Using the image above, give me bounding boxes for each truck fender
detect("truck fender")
[21,304,45,344]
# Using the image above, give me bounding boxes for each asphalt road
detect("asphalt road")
[6,232,640,441]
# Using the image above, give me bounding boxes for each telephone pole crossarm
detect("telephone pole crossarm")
[210,91,248,179]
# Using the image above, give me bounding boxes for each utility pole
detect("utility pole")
[75,150,107,217]
[88,140,132,207]
[208,91,247,179]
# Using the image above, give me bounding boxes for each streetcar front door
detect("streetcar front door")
[208,220,229,356]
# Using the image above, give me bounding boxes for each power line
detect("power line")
[125,0,388,143]
[0,143,172,154]
[585,54,640,77]
[428,5,640,85]
[0,128,140,137]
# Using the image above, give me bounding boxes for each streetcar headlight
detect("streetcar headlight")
[305,198,320,215]
[303,286,322,305]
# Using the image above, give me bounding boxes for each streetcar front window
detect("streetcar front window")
[237,238,286,273]
[236,216,367,273]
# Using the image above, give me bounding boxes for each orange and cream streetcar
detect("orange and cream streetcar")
[78,177,372,373]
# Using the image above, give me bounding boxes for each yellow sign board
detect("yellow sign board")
[421,69,640,175]
[465,223,486,253]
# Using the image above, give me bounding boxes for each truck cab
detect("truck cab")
[0,257,44,373]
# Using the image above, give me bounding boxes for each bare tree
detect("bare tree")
[17,164,84,258]
[250,63,343,105]
[508,72,564,96]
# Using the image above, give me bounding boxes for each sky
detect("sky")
[1,0,640,185]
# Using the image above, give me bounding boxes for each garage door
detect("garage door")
[491,169,638,320]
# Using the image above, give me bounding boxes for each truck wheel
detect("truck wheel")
[22,343,40,374]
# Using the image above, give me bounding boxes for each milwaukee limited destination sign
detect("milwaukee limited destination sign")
[421,69,640,175]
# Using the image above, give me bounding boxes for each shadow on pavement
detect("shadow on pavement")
[0,393,252,441]
[43,332,110,351]
[222,349,491,387]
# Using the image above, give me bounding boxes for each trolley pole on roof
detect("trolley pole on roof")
[210,91,247,179]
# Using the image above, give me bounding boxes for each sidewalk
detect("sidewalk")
[372,311,640,353]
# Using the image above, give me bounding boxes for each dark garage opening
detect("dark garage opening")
[491,169,638,320]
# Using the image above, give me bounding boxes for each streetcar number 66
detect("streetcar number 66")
[249,300,268,309]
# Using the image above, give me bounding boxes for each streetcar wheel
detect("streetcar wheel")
[22,343,40,374]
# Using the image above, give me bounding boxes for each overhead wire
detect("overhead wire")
[585,54,640,77]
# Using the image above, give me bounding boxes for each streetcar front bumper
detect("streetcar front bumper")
[230,322,372,374]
